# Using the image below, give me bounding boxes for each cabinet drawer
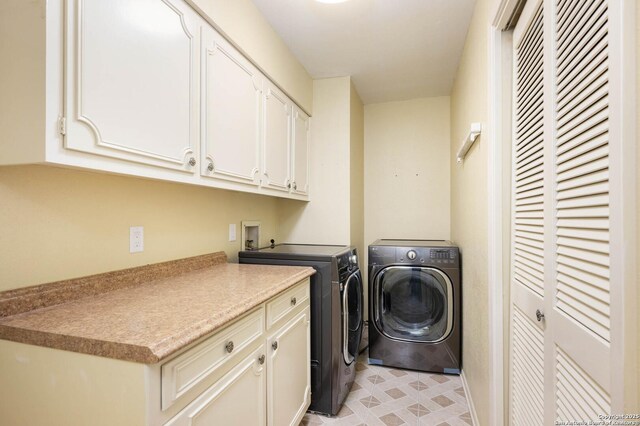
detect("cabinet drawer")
[266,279,309,329]
[161,307,264,411]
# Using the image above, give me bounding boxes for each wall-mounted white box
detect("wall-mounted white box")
[241,221,261,250]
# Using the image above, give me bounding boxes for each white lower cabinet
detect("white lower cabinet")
[267,310,311,426]
[163,280,311,426]
[0,279,311,426]
[165,346,266,426]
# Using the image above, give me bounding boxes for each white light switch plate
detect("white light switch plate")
[130,226,144,253]
[229,224,237,242]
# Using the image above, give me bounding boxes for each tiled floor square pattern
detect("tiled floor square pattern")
[300,351,471,426]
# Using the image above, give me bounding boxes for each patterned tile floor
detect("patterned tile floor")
[300,350,472,426]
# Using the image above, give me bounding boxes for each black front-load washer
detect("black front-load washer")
[368,239,461,374]
[239,244,363,416]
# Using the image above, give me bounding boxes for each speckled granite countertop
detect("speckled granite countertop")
[0,252,315,364]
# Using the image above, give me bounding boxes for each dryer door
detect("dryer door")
[342,270,363,365]
[374,266,453,343]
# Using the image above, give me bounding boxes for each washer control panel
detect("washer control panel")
[369,244,459,267]
[381,247,458,265]
[430,249,455,260]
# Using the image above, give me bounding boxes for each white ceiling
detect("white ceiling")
[251,0,477,104]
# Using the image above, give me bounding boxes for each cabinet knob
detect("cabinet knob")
[535,309,545,322]
[188,157,196,167]
[287,182,291,189]
[207,162,214,172]
[290,296,297,306]
[293,182,297,190]
[272,341,278,351]
[225,341,234,353]
[258,354,265,365]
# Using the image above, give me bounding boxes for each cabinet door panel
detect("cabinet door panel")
[165,346,266,426]
[291,107,310,197]
[201,28,261,185]
[65,0,198,172]
[262,82,291,192]
[267,308,310,426]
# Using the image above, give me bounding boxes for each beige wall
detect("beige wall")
[0,166,280,291]
[363,96,451,320]
[350,82,365,266]
[364,97,451,246]
[0,1,46,164]
[279,77,352,245]
[636,0,640,409]
[190,0,313,113]
[449,0,492,423]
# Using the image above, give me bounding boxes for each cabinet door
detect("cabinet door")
[201,26,261,186]
[267,308,311,426]
[291,106,310,196]
[64,0,199,173]
[261,81,291,192]
[165,346,266,426]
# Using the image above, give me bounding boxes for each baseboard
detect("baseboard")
[460,369,481,426]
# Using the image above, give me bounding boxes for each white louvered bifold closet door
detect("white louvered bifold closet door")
[508,0,629,423]
[552,0,612,421]
[510,2,546,425]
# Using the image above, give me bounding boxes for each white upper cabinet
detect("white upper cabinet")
[261,81,291,193]
[201,26,262,186]
[291,106,310,197]
[64,0,200,173]
[1,0,310,200]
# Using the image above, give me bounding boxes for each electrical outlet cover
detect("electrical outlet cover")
[130,226,144,253]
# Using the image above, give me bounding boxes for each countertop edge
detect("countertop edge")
[0,324,158,363]
[0,266,316,364]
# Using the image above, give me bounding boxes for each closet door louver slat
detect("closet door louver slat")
[553,0,612,421]
[556,349,611,421]
[554,0,611,344]
[513,4,545,298]
[511,3,546,425]
[512,307,545,426]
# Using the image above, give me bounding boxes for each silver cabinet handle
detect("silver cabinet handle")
[225,341,234,353]
[293,182,297,190]
[272,341,278,351]
[258,354,265,365]
[207,162,214,172]
[536,309,545,322]
[291,296,297,306]
[287,182,291,189]
[188,157,196,167]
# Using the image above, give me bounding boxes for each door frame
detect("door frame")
[486,13,512,425]
[487,0,638,423]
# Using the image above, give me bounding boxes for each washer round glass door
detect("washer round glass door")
[374,266,453,343]
[342,270,363,365]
